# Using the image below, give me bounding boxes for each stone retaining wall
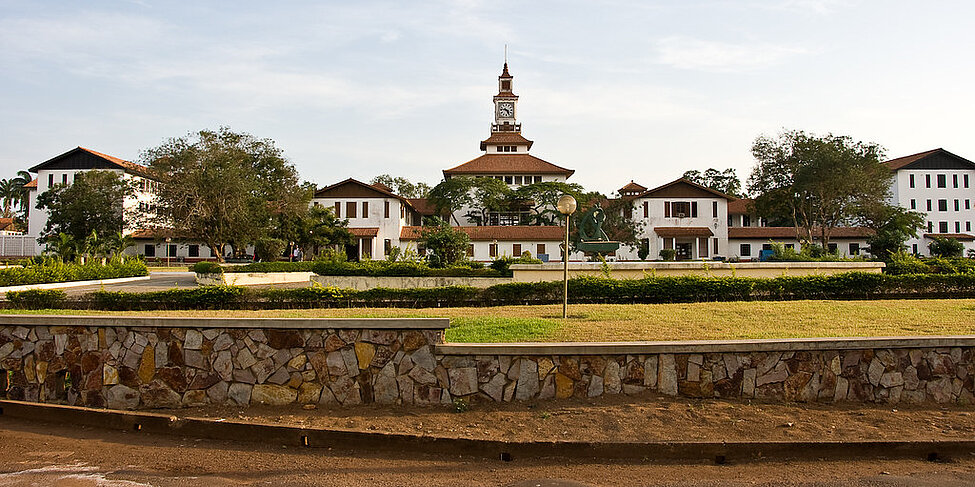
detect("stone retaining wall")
[0,316,972,409]
[310,275,512,290]
[510,261,885,281]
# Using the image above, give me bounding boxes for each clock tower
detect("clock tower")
[492,62,520,133]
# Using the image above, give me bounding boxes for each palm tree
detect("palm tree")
[11,170,32,214]
[0,179,16,218]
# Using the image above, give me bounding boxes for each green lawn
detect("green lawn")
[4,299,975,343]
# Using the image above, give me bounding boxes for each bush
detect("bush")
[489,254,543,277]
[224,261,318,273]
[659,249,676,261]
[767,242,862,262]
[0,256,147,286]
[254,237,287,262]
[930,237,965,258]
[191,261,223,274]
[90,286,247,310]
[312,260,502,278]
[6,289,67,309]
[884,251,975,275]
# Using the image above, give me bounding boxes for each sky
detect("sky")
[2,0,974,196]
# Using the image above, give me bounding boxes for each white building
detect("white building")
[885,148,975,256]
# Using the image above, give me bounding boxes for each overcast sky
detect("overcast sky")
[2,1,973,195]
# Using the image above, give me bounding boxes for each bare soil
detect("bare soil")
[169,394,975,444]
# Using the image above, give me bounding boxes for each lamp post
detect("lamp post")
[165,237,172,267]
[556,194,577,319]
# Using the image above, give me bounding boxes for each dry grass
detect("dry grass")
[4,299,975,343]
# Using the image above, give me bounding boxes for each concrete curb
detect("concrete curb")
[0,315,450,329]
[1,400,972,463]
[0,275,151,293]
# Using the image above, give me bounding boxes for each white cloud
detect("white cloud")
[656,36,807,72]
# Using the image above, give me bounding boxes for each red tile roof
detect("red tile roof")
[884,149,942,170]
[923,233,975,241]
[315,178,416,208]
[638,178,734,200]
[348,227,379,237]
[654,226,713,237]
[400,225,565,241]
[728,227,875,239]
[443,154,574,177]
[0,218,20,232]
[130,228,182,240]
[619,181,647,193]
[23,179,37,189]
[479,133,534,151]
[726,198,753,214]
[406,198,438,216]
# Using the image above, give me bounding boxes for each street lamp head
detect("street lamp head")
[557,194,577,215]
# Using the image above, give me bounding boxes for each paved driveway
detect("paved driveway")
[62,272,199,296]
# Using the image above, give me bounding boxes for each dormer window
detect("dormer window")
[496,145,518,153]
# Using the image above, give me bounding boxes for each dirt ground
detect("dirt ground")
[170,393,975,444]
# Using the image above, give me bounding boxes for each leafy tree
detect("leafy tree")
[418,217,470,267]
[141,127,307,262]
[929,237,964,258]
[682,168,743,197]
[272,204,354,259]
[370,174,432,198]
[428,176,511,226]
[509,181,588,225]
[747,130,892,250]
[35,170,135,256]
[859,205,926,260]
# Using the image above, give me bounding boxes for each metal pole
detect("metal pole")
[563,213,569,319]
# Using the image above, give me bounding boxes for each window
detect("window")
[954,174,959,188]
[534,176,542,183]
[188,245,199,258]
[712,201,718,218]
[849,243,860,256]
[514,176,522,185]
[927,200,932,211]
[956,221,961,233]
[742,215,751,227]
[643,201,648,218]
[501,80,511,90]
[909,174,915,188]
[48,174,53,187]
[968,222,972,232]
[939,200,948,212]
[938,174,946,188]
[956,200,961,211]
[385,239,392,255]
[762,243,773,251]
[384,201,390,218]
[967,200,971,210]
[467,244,474,257]
[334,202,341,218]
[489,243,498,257]
[927,221,933,232]
[712,238,719,255]
[61,173,67,184]
[671,201,691,218]
[346,201,357,218]
[739,244,751,257]
[912,243,918,254]
[727,215,733,227]
[512,244,522,256]
[144,244,155,257]
[939,221,949,233]
[664,201,670,218]
[910,199,916,209]
[537,243,545,256]
[504,176,513,184]
[210,247,217,257]
[926,174,931,188]
[966,174,971,188]
[362,201,369,217]
[167,244,177,257]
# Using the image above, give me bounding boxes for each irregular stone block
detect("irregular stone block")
[410,347,436,372]
[137,346,155,384]
[374,364,399,405]
[252,358,276,383]
[396,375,414,405]
[658,354,677,396]
[325,351,347,377]
[212,333,234,352]
[481,373,506,402]
[228,383,252,406]
[182,389,207,406]
[286,353,307,371]
[141,381,182,409]
[515,359,539,401]
[184,330,203,350]
[207,381,230,405]
[105,384,140,410]
[252,384,297,406]
[756,362,788,387]
[213,350,233,381]
[103,364,119,386]
[298,383,323,404]
[588,375,604,397]
[408,366,438,386]
[448,367,478,397]
[644,356,658,389]
[880,371,904,388]
[361,329,398,345]
[266,330,303,349]
[604,360,621,395]
[267,367,291,385]
[233,368,256,384]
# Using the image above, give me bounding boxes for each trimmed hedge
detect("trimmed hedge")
[6,289,67,309]
[192,260,505,277]
[0,258,148,287]
[16,271,975,310]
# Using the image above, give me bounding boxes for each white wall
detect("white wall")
[619,197,729,260]
[891,169,975,256]
[311,196,408,259]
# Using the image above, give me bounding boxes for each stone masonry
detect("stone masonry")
[0,317,972,409]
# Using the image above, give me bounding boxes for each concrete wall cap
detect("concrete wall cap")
[510,262,885,270]
[0,315,450,330]
[436,335,975,355]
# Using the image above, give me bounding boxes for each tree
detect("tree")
[272,204,355,259]
[682,168,743,197]
[418,217,470,267]
[370,174,432,198]
[141,127,307,262]
[428,176,511,225]
[35,170,135,254]
[509,181,588,225]
[747,130,892,250]
[859,205,926,260]
[929,237,964,258]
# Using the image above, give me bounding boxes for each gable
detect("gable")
[640,179,732,200]
[315,179,396,199]
[29,147,151,177]
[886,149,975,171]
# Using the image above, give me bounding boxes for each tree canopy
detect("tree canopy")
[747,130,893,249]
[141,127,308,261]
[682,168,743,197]
[35,170,135,258]
[370,174,432,199]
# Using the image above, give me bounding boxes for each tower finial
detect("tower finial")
[504,44,507,64]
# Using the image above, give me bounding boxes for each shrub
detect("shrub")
[90,286,247,310]
[930,237,964,258]
[191,261,223,274]
[490,254,543,277]
[6,289,67,309]
[254,237,287,262]
[0,256,147,286]
[224,261,318,273]
[659,249,676,261]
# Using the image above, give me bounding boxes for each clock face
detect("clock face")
[498,102,514,118]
